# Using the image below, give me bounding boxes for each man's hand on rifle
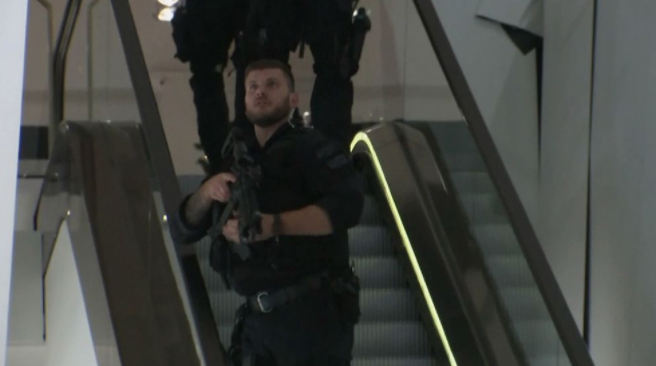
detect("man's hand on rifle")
[200,172,237,204]
[222,214,275,244]
[222,203,340,243]
[184,172,237,228]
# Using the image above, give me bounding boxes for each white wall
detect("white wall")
[44,222,100,366]
[589,1,656,365]
[432,0,540,226]
[403,1,461,121]
[477,0,543,36]
[1,1,30,365]
[538,0,594,331]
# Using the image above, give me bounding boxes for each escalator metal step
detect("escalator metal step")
[527,355,570,366]
[359,288,423,322]
[354,321,433,357]
[472,224,519,257]
[512,319,560,358]
[218,322,434,360]
[485,254,533,287]
[459,193,506,225]
[427,122,475,154]
[352,357,435,366]
[349,226,396,257]
[450,171,494,194]
[355,256,409,289]
[499,286,550,321]
[440,153,486,172]
[358,195,384,225]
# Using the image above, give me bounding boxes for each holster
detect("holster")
[228,304,251,366]
[339,7,371,78]
[331,269,361,327]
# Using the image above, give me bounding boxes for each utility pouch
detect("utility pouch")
[331,269,361,326]
[209,236,232,289]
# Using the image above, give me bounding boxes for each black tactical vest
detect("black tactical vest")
[213,124,350,296]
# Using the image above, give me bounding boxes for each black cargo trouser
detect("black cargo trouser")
[234,290,355,366]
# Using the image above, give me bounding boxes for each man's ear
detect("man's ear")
[289,92,300,109]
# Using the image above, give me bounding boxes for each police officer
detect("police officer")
[171,0,370,173]
[172,59,364,365]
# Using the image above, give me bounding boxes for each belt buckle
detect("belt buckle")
[256,292,273,313]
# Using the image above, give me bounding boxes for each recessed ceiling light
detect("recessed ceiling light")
[157,7,175,22]
[158,0,179,7]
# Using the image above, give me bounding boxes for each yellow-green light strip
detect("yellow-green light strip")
[351,132,457,366]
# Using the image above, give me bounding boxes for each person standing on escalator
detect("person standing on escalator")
[171,59,364,365]
[171,0,370,173]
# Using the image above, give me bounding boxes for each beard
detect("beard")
[246,99,292,128]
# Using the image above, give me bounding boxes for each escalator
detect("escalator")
[176,121,595,366]
[421,122,569,366]
[37,120,595,366]
[37,0,597,365]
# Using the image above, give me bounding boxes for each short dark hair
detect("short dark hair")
[245,59,295,92]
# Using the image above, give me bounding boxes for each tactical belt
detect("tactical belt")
[247,273,327,314]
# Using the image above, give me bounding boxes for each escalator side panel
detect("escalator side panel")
[38,122,202,366]
[352,123,503,366]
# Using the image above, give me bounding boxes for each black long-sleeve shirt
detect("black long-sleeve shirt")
[171,123,364,296]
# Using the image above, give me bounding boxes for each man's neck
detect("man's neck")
[254,119,288,147]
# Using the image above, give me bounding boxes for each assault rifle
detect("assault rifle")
[207,128,261,260]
